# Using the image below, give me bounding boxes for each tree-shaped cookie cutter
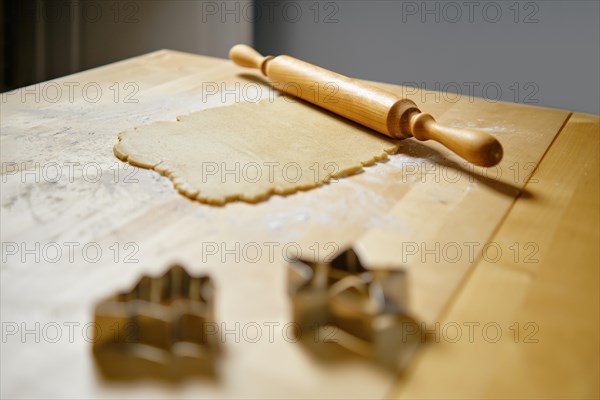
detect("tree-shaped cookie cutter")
[288,248,421,370]
[92,265,218,379]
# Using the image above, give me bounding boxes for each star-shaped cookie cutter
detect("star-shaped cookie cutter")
[92,265,218,379]
[288,248,421,370]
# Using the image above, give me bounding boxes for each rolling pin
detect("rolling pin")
[229,44,503,167]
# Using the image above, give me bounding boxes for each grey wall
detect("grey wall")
[79,0,252,69]
[4,0,599,114]
[1,0,252,92]
[255,0,600,114]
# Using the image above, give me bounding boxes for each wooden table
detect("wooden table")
[1,50,598,399]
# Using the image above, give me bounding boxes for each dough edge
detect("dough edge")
[113,113,400,206]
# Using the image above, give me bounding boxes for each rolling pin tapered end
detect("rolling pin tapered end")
[229,44,272,75]
[409,112,503,167]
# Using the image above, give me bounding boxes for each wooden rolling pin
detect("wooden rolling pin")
[229,44,503,167]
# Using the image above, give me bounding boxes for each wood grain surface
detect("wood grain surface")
[1,50,597,399]
[389,112,599,399]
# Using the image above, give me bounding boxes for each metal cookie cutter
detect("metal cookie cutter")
[92,265,218,379]
[288,248,421,370]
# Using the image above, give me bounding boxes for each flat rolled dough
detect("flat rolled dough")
[114,97,399,205]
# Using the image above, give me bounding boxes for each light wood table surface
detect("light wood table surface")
[1,50,598,399]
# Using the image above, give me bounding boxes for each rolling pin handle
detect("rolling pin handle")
[229,44,273,76]
[408,112,503,167]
